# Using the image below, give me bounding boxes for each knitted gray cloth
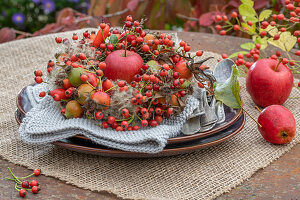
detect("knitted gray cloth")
[19,83,202,153]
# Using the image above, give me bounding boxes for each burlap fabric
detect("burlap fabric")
[0,29,299,200]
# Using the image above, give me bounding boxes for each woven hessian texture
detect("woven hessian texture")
[0,29,299,200]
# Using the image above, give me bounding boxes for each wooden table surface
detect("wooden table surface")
[1,31,299,200]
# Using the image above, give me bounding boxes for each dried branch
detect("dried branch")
[176,13,198,21]
[77,0,145,24]
[14,29,34,37]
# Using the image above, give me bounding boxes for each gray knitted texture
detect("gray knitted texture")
[19,83,201,153]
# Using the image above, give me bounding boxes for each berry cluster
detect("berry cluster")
[213,0,299,75]
[34,16,212,131]
[4,168,41,198]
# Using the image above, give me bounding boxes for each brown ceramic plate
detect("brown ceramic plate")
[16,84,243,144]
[15,109,245,158]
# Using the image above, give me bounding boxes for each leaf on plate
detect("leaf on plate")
[229,51,249,58]
[214,66,242,109]
[259,9,272,21]
[240,42,255,50]
[268,32,297,52]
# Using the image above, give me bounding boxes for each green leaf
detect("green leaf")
[264,26,278,36]
[229,51,249,58]
[241,22,256,34]
[268,32,297,52]
[259,9,272,21]
[239,4,256,17]
[240,42,255,50]
[214,66,242,109]
[109,34,118,44]
[241,0,254,6]
[255,36,268,50]
[243,16,259,23]
[147,60,160,72]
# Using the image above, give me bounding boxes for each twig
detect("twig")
[76,0,145,23]
[242,107,262,128]
[13,29,34,37]
[255,106,262,113]
[176,13,198,21]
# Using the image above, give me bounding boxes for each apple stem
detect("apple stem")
[274,58,282,72]
[124,31,128,57]
[255,106,262,113]
[242,107,262,128]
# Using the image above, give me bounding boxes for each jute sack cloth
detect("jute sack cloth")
[0,29,299,200]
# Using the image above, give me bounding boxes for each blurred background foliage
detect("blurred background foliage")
[0,0,296,43]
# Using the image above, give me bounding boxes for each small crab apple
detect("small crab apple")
[121,108,130,117]
[107,116,116,125]
[221,54,228,59]
[179,41,186,47]
[65,100,83,118]
[102,121,109,128]
[35,76,43,84]
[219,30,226,36]
[231,12,238,18]
[91,91,111,107]
[121,121,129,129]
[34,70,43,77]
[149,120,158,127]
[233,25,240,31]
[55,37,62,43]
[19,189,27,198]
[83,31,89,38]
[72,33,78,40]
[21,181,30,188]
[32,186,40,194]
[141,120,148,127]
[260,31,267,37]
[34,169,41,176]
[196,50,203,56]
[95,111,104,120]
[80,74,88,82]
[30,180,39,187]
[258,105,296,144]
[184,45,191,52]
[39,91,46,97]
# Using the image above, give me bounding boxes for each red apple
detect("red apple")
[258,105,296,144]
[104,50,143,83]
[246,58,293,107]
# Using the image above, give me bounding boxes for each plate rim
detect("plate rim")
[15,109,245,157]
[16,84,243,144]
[52,112,245,157]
